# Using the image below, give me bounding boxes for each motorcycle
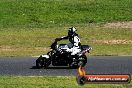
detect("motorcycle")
[36,39,92,69]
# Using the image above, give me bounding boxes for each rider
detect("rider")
[55,27,81,55]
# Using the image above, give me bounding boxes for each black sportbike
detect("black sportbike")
[36,40,92,68]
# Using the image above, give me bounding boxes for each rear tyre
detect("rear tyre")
[78,55,87,67]
[69,55,87,69]
[69,61,79,69]
[70,65,79,69]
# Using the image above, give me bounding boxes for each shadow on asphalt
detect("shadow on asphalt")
[30,66,77,69]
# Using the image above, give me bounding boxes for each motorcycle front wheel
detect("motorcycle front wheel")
[36,56,51,69]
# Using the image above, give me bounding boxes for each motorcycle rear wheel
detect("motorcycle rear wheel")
[78,55,87,67]
[69,55,87,68]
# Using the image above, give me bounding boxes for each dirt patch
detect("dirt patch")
[103,21,132,28]
[0,46,50,51]
[92,40,132,44]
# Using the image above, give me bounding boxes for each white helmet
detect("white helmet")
[68,27,77,36]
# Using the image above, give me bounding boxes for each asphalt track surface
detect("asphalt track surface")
[0,56,132,76]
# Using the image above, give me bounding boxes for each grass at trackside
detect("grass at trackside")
[0,76,131,88]
[0,27,132,56]
[0,0,132,56]
[0,0,132,88]
[0,0,132,28]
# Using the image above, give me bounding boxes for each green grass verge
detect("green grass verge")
[0,26,132,56]
[0,0,132,28]
[0,0,132,56]
[0,76,131,88]
[0,0,132,88]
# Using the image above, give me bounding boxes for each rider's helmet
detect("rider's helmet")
[68,27,77,37]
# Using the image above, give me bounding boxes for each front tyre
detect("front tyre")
[36,56,51,69]
[36,57,44,69]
